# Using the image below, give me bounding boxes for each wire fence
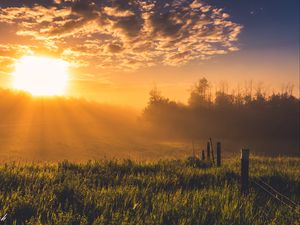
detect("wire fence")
[249,176,300,224]
[251,178,299,212]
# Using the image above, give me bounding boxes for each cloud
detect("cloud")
[0,0,242,70]
[0,44,35,72]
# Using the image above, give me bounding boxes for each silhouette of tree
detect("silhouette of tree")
[142,78,300,155]
[215,91,234,108]
[188,78,211,107]
[148,86,170,105]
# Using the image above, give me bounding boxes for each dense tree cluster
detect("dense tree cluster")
[143,78,299,146]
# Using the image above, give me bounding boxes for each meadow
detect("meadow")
[0,157,299,224]
[0,0,298,224]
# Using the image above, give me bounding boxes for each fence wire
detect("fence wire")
[250,177,300,225]
[257,177,298,209]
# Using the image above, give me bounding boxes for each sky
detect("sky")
[0,0,299,108]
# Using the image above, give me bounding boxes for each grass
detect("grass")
[0,157,299,224]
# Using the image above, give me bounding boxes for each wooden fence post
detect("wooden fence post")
[192,141,195,158]
[217,142,221,167]
[241,149,249,195]
[206,142,210,161]
[201,150,205,160]
[209,138,215,165]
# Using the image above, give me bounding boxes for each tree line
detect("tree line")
[142,78,299,154]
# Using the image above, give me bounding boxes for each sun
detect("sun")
[12,56,69,96]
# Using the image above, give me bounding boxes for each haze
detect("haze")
[0,0,299,161]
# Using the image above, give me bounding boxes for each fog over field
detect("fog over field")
[1,81,298,162]
[0,1,299,224]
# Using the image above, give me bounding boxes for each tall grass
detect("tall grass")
[0,157,299,224]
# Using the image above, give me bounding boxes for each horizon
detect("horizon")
[0,77,299,111]
[0,2,299,224]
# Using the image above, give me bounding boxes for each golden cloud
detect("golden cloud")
[0,0,242,71]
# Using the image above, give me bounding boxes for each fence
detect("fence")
[194,139,300,219]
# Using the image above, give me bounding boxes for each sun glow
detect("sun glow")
[12,56,69,96]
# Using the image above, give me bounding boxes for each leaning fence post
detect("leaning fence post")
[201,150,205,160]
[217,142,221,167]
[207,142,210,161]
[241,149,249,195]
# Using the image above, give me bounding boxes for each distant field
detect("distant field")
[0,157,299,224]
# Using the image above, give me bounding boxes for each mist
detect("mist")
[0,78,299,162]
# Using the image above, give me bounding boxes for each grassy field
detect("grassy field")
[0,157,299,224]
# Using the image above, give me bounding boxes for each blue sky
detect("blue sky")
[207,0,299,50]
